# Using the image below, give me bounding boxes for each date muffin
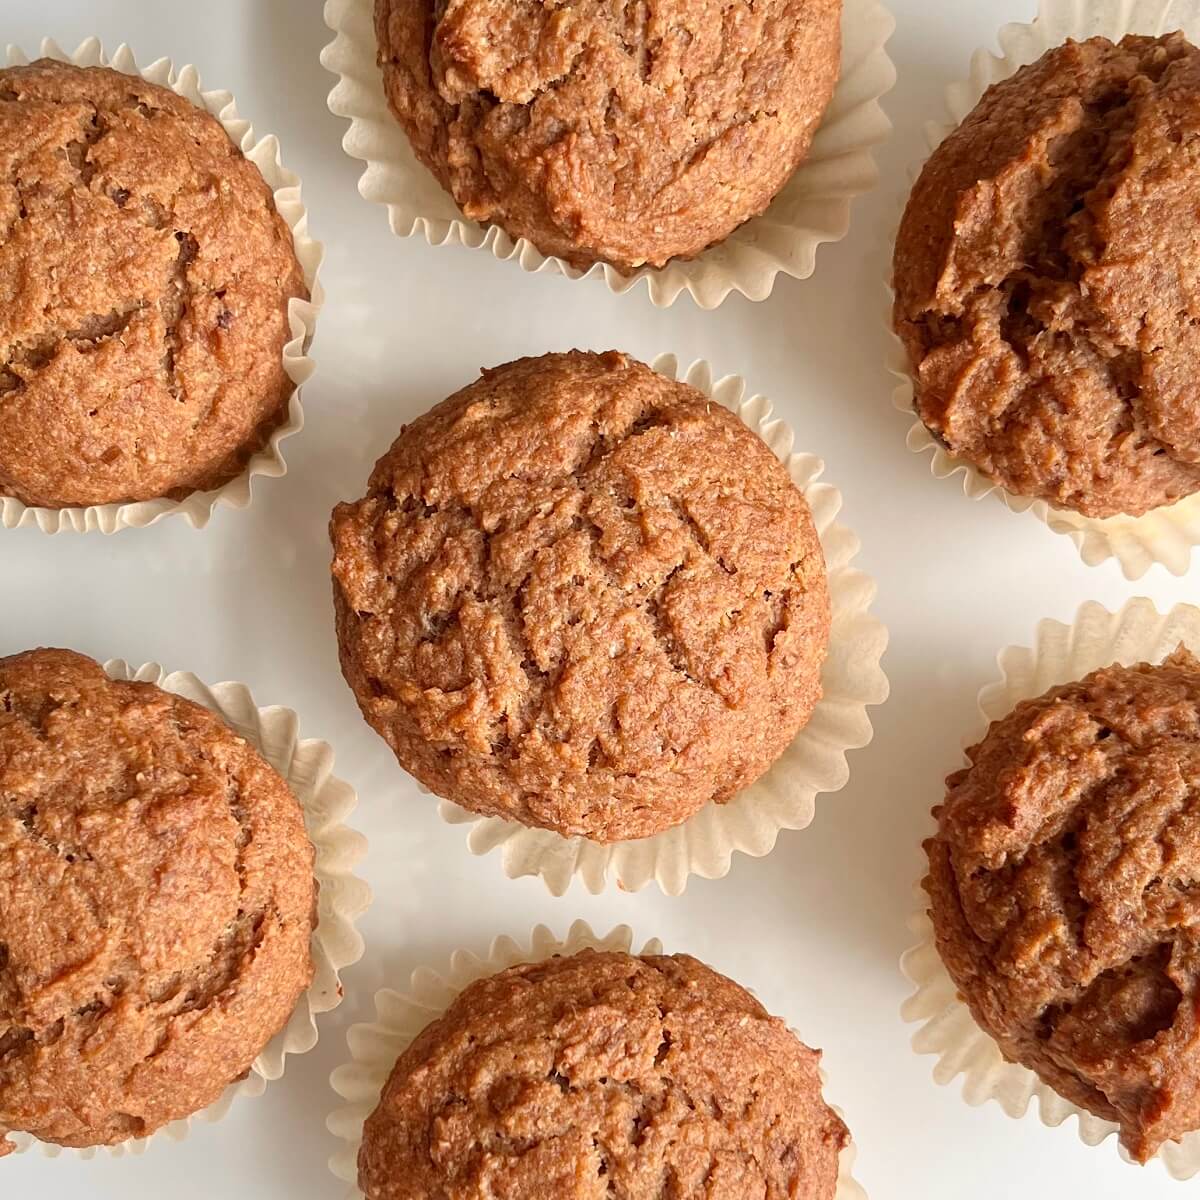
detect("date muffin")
[358,948,848,1199]
[0,60,308,509]
[374,0,842,272]
[330,350,830,843]
[0,648,316,1150]
[893,33,1200,519]
[925,646,1200,1162]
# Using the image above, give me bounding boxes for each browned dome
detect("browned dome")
[0,60,307,509]
[0,648,316,1150]
[894,33,1200,519]
[926,646,1200,1162]
[330,350,830,843]
[359,948,848,1200]
[375,0,842,272]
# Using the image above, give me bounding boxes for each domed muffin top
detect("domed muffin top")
[0,60,307,509]
[926,646,1200,1161]
[359,948,848,1200]
[330,350,829,843]
[375,0,842,271]
[894,34,1200,518]
[0,648,316,1149]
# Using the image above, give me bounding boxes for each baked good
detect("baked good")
[330,350,830,843]
[893,33,1200,519]
[358,948,848,1199]
[925,646,1200,1162]
[374,0,842,272]
[0,60,308,509]
[0,648,316,1150]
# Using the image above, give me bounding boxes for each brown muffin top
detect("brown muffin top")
[0,60,307,509]
[375,0,842,272]
[358,948,848,1200]
[925,646,1200,1162]
[893,34,1200,519]
[0,648,316,1149]
[330,350,829,843]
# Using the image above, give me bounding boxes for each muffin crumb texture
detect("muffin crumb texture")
[358,948,848,1199]
[330,350,830,844]
[926,646,1200,1161]
[0,649,316,1149]
[374,0,842,271]
[894,34,1200,518]
[0,60,307,509]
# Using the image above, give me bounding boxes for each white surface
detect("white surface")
[3,1,1196,1197]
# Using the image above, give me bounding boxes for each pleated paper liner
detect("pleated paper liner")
[328,920,867,1200]
[7,659,371,1159]
[427,351,888,896]
[1,38,324,534]
[885,0,1200,579]
[321,0,895,309]
[900,598,1200,1178]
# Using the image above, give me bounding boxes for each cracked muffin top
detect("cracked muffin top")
[0,648,316,1150]
[925,646,1200,1163]
[374,0,842,272]
[330,350,830,843]
[0,60,308,509]
[893,34,1200,519]
[358,948,848,1200]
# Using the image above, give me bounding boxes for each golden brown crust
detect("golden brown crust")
[330,350,829,843]
[374,0,842,272]
[358,949,848,1200]
[0,60,308,509]
[894,34,1200,518]
[0,649,316,1148]
[925,647,1200,1162]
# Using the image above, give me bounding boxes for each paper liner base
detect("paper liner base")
[885,0,1200,579]
[3,660,370,1159]
[900,598,1200,1179]
[431,352,887,897]
[328,921,866,1200]
[1,38,323,535]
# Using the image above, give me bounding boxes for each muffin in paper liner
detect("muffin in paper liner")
[884,0,1200,580]
[0,38,324,535]
[320,0,895,309]
[421,351,888,897]
[5,659,371,1160]
[327,920,867,1200]
[900,597,1200,1179]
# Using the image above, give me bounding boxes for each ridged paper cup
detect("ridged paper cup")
[327,920,866,1200]
[885,0,1200,579]
[1,38,324,535]
[320,0,895,309]
[900,597,1200,1178]
[6,659,371,1159]
[430,351,888,897]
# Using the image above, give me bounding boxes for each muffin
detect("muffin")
[0,60,308,510]
[925,646,1200,1162]
[893,33,1200,519]
[0,648,316,1150]
[330,350,830,843]
[358,948,848,1199]
[374,0,842,272]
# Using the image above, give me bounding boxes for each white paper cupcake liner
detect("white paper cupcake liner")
[6,659,371,1160]
[1,38,324,535]
[321,0,895,309]
[428,351,888,897]
[885,0,1200,580]
[328,920,866,1200]
[900,597,1200,1178]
